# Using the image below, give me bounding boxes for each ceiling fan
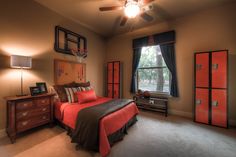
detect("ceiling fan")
[99,0,155,26]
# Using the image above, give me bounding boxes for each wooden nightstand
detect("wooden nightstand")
[5,93,55,143]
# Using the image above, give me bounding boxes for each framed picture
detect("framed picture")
[36,82,48,94]
[30,87,41,96]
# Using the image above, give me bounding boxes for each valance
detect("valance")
[132,30,175,49]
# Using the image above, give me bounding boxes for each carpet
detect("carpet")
[0,111,236,157]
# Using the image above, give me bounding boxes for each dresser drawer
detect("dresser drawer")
[16,100,34,111]
[17,114,50,132]
[16,106,50,120]
[35,98,50,107]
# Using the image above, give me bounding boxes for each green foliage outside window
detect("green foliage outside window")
[138,45,170,93]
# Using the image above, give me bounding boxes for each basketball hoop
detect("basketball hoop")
[71,48,87,58]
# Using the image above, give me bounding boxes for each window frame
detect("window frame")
[136,46,171,95]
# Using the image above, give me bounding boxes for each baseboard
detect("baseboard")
[0,129,6,138]
[169,109,236,127]
[169,109,193,118]
[229,120,236,126]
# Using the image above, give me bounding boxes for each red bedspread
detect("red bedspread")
[54,97,139,156]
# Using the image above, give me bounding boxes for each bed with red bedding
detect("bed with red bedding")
[54,97,139,157]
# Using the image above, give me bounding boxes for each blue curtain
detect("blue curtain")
[130,37,149,93]
[160,44,179,97]
[130,48,142,93]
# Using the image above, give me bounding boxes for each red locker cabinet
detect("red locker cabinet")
[195,88,209,124]
[195,53,209,88]
[107,61,122,98]
[212,51,227,88]
[194,50,228,128]
[211,89,227,128]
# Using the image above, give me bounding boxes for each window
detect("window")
[137,45,171,93]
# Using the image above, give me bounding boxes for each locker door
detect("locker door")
[195,53,209,87]
[113,84,120,98]
[107,84,113,98]
[212,51,227,88]
[113,62,120,84]
[108,63,113,84]
[195,88,209,124]
[211,89,227,127]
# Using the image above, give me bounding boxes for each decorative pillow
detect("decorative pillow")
[80,86,92,91]
[77,89,97,104]
[64,87,83,103]
[73,81,90,87]
[53,82,76,102]
[53,82,90,102]
[53,85,68,102]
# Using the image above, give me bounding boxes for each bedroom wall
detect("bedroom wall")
[105,2,236,123]
[0,0,106,130]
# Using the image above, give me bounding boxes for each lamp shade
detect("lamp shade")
[10,55,32,69]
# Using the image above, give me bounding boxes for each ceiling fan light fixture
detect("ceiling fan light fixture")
[124,0,140,18]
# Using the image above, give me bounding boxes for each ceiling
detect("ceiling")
[35,0,235,37]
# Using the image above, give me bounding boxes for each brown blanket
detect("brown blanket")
[71,99,134,151]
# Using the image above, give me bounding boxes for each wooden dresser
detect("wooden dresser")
[5,93,55,143]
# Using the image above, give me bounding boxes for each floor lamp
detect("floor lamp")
[10,55,32,96]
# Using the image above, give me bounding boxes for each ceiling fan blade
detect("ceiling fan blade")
[141,0,155,5]
[99,6,123,11]
[140,12,154,22]
[120,16,128,26]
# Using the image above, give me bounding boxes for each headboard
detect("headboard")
[54,59,86,85]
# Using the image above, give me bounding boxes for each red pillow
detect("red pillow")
[77,89,97,104]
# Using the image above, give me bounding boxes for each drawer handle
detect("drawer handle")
[42,108,47,112]
[22,112,28,116]
[23,103,28,107]
[212,101,218,107]
[41,100,46,103]
[196,99,201,105]
[42,116,47,120]
[22,121,28,126]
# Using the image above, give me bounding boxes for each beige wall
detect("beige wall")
[106,3,236,121]
[0,0,106,129]
[0,1,235,131]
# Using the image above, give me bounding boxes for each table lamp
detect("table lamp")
[10,55,32,96]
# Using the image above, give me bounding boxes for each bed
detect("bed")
[53,60,139,157]
[54,97,139,156]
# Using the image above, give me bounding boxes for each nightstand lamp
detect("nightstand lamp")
[10,55,32,96]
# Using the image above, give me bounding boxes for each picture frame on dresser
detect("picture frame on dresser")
[36,82,48,94]
[29,87,41,96]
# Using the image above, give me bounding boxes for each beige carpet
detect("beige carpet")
[0,111,236,157]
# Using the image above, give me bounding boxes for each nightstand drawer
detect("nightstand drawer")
[16,106,50,120]
[16,101,34,111]
[35,98,50,106]
[17,114,50,132]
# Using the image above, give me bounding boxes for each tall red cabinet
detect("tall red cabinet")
[194,50,228,128]
[107,61,122,98]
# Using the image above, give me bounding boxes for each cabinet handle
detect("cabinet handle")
[22,121,28,126]
[22,112,28,116]
[212,64,218,70]
[42,108,47,112]
[23,103,28,107]
[41,100,46,103]
[42,116,47,120]
[196,64,202,70]
[212,101,218,107]
[196,99,201,105]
